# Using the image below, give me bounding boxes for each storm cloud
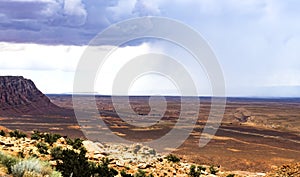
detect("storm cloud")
[1,0,300,96]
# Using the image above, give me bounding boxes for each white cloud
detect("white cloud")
[64,0,87,25]
[95,43,155,95]
[0,42,85,93]
[132,0,161,16]
[0,41,212,95]
[93,41,212,96]
[0,42,83,71]
[0,42,169,94]
[107,0,136,21]
[1,69,74,94]
[40,0,62,16]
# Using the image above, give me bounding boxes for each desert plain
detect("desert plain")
[1,94,299,173]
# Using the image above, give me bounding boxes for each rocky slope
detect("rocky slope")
[0,76,66,116]
[0,132,268,177]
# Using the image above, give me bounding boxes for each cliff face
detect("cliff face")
[0,76,60,116]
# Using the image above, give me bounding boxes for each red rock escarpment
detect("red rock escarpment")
[0,76,63,116]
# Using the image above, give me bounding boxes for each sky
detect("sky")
[0,0,300,96]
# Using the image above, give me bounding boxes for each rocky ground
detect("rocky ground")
[0,130,299,177]
[0,132,272,177]
[265,163,300,177]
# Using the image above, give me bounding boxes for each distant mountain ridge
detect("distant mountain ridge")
[0,76,65,116]
[258,85,300,97]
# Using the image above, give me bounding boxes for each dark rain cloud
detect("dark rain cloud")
[0,0,128,45]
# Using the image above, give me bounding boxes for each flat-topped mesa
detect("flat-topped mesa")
[0,76,60,116]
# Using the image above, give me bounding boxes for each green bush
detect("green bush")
[188,165,200,177]
[198,166,206,173]
[53,147,118,177]
[54,148,91,177]
[17,149,25,159]
[148,149,156,156]
[66,138,83,149]
[121,170,133,177]
[50,171,63,177]
[36,142,48,155]
[31,131,62,146]
[0,151,19,173]
[133,169,153,177]
[209,165,219,175]
[0,151,61,177]
[188,165,206,177]
[147,174,154,177]
[0,130,5,136]
[50,146,63,160]
[165,154,180,163]
[31,131,42,140]
[121,169,154,177]
[89,158,118,177]
[226,174,235,177]
[134,169,146,177]
[44,133,61,145]
[9,130,27,139]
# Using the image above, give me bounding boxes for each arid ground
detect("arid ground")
[1,95,300,172]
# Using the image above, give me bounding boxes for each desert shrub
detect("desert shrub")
[11,158,42,177]
[50,171,63,177]
[133,169,153,177]
[65,138,72,145]
[198,166,206,172]
[209,165,219,175]
[28,149,34,156]
[36,142,48,154]
[133,144,142,154]
[147,174,154,177]
[9,130,27,139]
[22,171,42,177]
[188,165,206,177]
[90,158,118,177]
[53,147,118,177]
[165,154,180,163]
[40,162,54,176]
[44,133,61,145]
[31,131,42,140]
[121,169,153,177]
[31,131,61,146]
[11,158,61,177]
[66,138,83,150]
[0,151,19,173]
[22,162,62,177]
[50,146,63,160]
[121,170,134,177]
[30,154,39,159]
[188,165,200,177]
[0,130,5,136]
[148,149,156,155]
[54,148,91,177]
[134,169,146,177]
[226,174,235,177]
[17,149,25,159]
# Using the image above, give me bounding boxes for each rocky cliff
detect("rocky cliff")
[0,76,62,116]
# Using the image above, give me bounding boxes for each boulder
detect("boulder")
[233,108,252,122]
